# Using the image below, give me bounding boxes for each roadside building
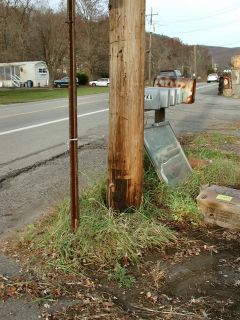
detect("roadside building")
[0,61,49,88]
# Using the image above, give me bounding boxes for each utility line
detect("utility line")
[160,18,240,34]
[210,41,240,47]
[160,5,238,24]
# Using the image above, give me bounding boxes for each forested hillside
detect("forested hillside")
[0,0,212,82]
[205,45,240,67]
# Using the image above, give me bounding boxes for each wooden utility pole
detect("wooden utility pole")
[108,0,145,211]
[67,0,79,232]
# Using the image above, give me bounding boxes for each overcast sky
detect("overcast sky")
[48,0,240,48]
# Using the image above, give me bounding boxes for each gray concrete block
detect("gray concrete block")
[196,185,240,229]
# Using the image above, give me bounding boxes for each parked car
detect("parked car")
[53,76,78,88]
[89,78,109,87]
[207,73,219,83]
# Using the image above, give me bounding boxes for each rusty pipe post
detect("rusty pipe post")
[67,0,79,232]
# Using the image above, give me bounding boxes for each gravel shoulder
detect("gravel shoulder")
[0,139,107,240]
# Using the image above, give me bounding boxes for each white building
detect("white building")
[0,61,49,88]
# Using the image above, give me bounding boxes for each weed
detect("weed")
[108,263,136,288]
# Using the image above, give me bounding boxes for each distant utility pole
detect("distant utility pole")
[193,44,197,78]
[146,8,158,86]
[108,0,145,211]
[67,0,79,232]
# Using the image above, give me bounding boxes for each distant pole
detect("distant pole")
[148,8,153,86]
[67,0,79,232]
[108,0,145,211]
[194,44,197,78]
[147,8,158,85]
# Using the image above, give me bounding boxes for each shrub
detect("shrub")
[77,73,89,85]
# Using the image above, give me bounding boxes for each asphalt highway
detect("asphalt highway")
[0,94,109,177]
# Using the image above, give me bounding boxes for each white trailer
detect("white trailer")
[0,61,49,88]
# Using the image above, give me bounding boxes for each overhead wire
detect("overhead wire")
[160,5,238,24]
[172,18,240,34]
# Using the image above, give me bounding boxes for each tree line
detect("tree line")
[0,0,211,83]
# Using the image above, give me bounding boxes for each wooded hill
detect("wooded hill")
[0,0,213,82]
[204,45,240,68]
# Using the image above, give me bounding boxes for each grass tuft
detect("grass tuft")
[26,181,175,271]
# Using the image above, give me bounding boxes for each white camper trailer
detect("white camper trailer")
[0,61,49,88]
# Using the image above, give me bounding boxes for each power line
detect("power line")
[215,40,240,47]
[160,5,238,24]
[160,18,240,34]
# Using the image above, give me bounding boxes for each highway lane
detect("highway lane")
[0,93,109,177]
[0,94,108,133]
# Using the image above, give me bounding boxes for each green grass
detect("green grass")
[22,179,176,272]
[0,86,109,104]
[20,132,240,279]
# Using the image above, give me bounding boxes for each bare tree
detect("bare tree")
[29,8,68,84]
[75,0,109,78]
[0,0,34,62]
[76,0,107,20]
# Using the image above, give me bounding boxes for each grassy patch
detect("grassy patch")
[24,182,175,271]
[0,86,109,104]
[17,132,240,281]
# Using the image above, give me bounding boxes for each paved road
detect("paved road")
[166,83,240,134]
[0,94,109,178]
[1,83,240,179]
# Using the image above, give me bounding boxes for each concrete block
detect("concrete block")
[223,88,232,97]
[196,185,240,230]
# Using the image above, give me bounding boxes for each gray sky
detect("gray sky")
[146,0,240,48]
[48,0,240,48]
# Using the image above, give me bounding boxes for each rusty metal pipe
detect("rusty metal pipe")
[67,0,79,232]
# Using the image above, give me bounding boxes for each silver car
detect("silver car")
[89,78,109,87]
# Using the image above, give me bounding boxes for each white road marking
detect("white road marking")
[0,108,109,136]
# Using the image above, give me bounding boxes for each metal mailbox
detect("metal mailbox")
[144,87,161,109]
[158,87,176,106]
[144,86,184,110]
